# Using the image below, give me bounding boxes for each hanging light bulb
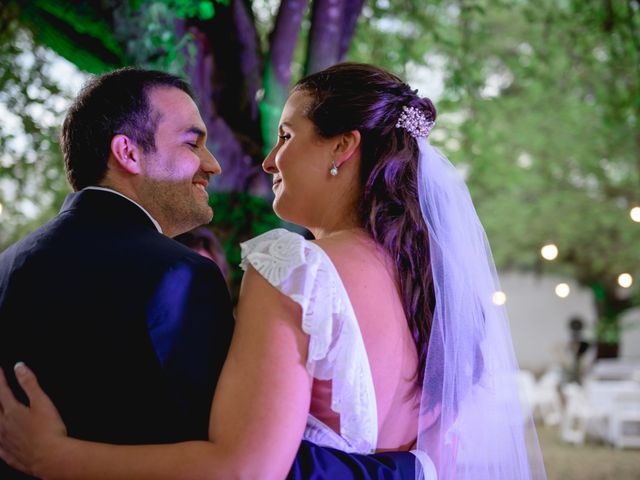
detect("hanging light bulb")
[631,207,640,223]
[541,244,559,261]
[0,202,3,216]
[492,291,507,305]
[618,273,633,288]
[555,283,570,298]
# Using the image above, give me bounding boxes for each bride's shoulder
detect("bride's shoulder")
[239,228,325,281]
[311,230,389,273]
[244,227,305,244]
[240,228,389,281]
[240,228,307,256]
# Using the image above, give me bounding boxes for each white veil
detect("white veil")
[414,138,547,480]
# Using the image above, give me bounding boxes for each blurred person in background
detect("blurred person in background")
[175,227,231,289]
[564,316,592,385]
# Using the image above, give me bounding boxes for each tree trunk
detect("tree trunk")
[5,0,366,197]
[183,1,269,194]
[261,0,308,156]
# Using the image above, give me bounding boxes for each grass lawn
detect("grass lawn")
[538,423,640,480]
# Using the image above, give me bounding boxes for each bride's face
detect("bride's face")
[262,91,338,227]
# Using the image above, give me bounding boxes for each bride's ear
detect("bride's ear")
[333,130,361,168]
[110,134,143,174]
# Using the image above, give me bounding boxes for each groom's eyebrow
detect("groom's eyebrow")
[183,126,207,140]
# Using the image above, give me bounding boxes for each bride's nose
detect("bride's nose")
[262,147,278,174]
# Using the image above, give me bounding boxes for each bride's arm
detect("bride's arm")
[0,265,313,480]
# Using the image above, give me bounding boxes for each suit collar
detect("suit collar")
[60,189,163,234]
[82,187,162,233]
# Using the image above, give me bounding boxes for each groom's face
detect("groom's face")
[137,87,221,237]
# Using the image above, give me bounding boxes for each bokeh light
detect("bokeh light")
[541,244,559,261]
[618,273,633,288]
[555,283,570,298]
[631,207,640,223]
[492,291,507,305]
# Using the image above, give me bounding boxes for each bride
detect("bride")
[0,63,545,479]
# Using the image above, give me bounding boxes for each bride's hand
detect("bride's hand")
[0,363,68,476]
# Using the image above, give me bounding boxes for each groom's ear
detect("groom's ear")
[110,134,143,175]
[333,130,361,168]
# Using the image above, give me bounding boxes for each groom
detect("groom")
[0,68,415,478]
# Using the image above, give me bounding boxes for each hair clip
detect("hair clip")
[395,105,435,138]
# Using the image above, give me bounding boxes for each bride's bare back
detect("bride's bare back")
[311,230,420,451]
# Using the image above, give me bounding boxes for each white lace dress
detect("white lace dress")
[240,228,378,454]
[240,229,437,479]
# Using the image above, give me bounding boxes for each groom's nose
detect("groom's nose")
[202,147,222,176]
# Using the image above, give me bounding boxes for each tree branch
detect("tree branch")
[337,0,364,60]
[232,0,261,125]
[267,0,308,87]
[305,0,345,75]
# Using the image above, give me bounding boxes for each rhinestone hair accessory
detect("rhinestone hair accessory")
[396,105,435,138]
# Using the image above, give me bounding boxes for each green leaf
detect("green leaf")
[197,1,215,20]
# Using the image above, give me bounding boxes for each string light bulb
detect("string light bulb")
[631,207,640,223]
[492,291,507,306]
[555,283,570,298]
[618,273,633,289]
[541,244,559,261]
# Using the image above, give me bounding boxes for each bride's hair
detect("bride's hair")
[294,63,436,386]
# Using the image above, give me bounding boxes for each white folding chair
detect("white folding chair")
[535,368,563,426]
[609,391,640,449]
[560,383,592,445]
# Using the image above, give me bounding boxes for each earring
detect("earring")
[329,161,338,176]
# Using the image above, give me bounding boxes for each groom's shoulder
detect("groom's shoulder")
[0,214,63,267]
[142,235,229,300]
[0,215,206,275]
[142,232,225,278]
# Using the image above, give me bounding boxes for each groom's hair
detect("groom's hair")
[60,67,195,191]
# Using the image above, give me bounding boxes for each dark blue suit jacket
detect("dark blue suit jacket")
[0,189,415,479]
